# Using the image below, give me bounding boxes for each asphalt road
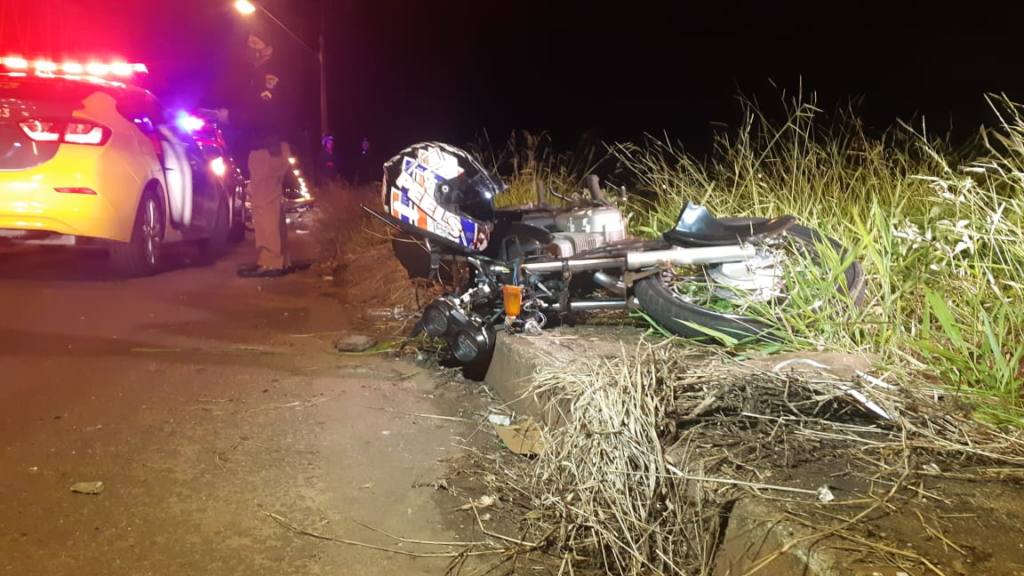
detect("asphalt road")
[0,237,492,575]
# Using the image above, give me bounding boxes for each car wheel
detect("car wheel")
[198,194,229,263]
[228,186,246,243]
[111,190,164,277]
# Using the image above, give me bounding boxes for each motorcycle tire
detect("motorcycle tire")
[633,223,866,342]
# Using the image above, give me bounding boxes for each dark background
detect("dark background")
[3,0,1023,168]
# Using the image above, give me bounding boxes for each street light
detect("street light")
[233,0,257,16]
[233,0,328,137]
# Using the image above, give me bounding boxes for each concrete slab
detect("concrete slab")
[483,325,647,426]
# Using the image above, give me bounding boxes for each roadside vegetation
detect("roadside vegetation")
[488,92,1024,421]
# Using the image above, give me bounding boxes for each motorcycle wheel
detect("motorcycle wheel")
[633,223,866,342]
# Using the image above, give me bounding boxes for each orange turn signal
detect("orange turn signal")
[502,285,523,318]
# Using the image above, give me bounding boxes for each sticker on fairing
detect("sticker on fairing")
[390,152,487,250]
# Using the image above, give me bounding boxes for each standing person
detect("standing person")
[317,134,339,186]
[353,135,371,185]
[212,30,293,278]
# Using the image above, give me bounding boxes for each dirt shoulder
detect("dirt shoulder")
[0,237,505,575]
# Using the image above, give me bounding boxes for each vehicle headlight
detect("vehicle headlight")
[452,329,489,363]
[422,302,450,337]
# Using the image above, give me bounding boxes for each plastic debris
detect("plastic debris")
[816,485,835,503]
[70,481,104,495]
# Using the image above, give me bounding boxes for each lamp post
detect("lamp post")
[233,0,328,137]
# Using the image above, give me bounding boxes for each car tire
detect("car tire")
[198,194,229,263]
[228,187,246,243]
[111,190,164,277]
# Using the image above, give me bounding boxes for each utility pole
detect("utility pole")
[319,0,327,137]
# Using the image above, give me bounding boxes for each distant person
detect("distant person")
[317,134,340,186]
[210,30,293,278]
[353,135,371,185]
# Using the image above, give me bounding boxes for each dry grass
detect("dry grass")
[485,342,1024,575]
[310,181,440,335]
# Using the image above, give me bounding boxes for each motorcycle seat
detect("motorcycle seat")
[663,203,797,247]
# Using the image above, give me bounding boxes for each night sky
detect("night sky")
[3,0,1023,163]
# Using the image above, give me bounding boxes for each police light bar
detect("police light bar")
[1,56,148,78]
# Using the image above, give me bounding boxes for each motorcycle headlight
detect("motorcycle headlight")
[422,302,450,337]
[452,328,489,363]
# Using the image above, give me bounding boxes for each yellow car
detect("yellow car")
[0,58,242,275]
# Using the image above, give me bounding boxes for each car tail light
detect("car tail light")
[19,119,62,142]
[210,157,227,177]
[64,121,110,145]
[19,118,111,146]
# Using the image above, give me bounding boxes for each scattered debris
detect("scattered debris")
[333,334,377,353]
[493,419,545,456]
[70,481,104,495]
[264,511,506,558]
[456,495,496,511]
[367,306,414,321]
[816,485,835,503]
[487,413,512,426]
[413,479,452,493]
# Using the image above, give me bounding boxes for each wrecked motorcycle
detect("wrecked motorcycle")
[367,142,865,377]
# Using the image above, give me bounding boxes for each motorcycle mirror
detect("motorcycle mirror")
[585,174,610,205]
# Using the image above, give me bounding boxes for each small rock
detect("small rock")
[333,334,376,353]
[70,481,104,495]
[816,485,835,503]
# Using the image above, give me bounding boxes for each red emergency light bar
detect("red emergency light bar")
[1,56,148,78]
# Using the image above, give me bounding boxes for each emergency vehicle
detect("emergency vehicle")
[0,56,242,275]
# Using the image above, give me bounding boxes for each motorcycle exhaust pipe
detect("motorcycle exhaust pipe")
[550,300,627,312]
[593,271,626,295]
[521,257,624,274]
[625,245,756,270]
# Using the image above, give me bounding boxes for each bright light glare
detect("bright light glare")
[288,157,297,165]
[210,157,227,177]
[85,62,109,76]
[109,62,133,77]
[175,111,205,133]
[33,60,57,73]
[62,62,84,74]
[3,56,28,69]
[293,169,300,176]
[234,0,257,15]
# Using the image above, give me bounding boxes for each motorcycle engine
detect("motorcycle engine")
[546,206,627,258]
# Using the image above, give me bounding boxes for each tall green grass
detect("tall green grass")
[471,130,611,208]
[608,92,1024,416]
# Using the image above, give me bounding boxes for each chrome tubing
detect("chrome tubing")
[550,300,628,312]
[625,245,756,270]
[592,271,627,295]
[521,257,625,274]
